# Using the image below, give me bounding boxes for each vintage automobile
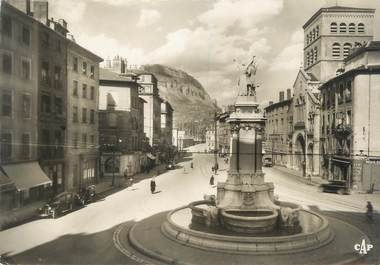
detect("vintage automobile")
[37,192,83,218]
[263,156,273,167]
[166,162,175,170]
[319,180,350,195]
[78,185,96,204]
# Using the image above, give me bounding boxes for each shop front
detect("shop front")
[330,157,352,184]
[1,162,52,207]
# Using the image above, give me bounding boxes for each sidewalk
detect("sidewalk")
[0,163,167,231]
[0,201,45,230]
[272,166,380,211]
[272,165,328,186]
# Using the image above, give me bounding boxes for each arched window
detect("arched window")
[316,26,320,37]
[349,23,355,33]
[343,43,352,57]
[306,52,310,66]
[339,23,347,33]
[330,22,338,33]
[332,43,341,58]
[312,28,316,40]
[358,23,365,33]
[310,49,315,64]
[306,34,310,45]
[314,47,318,62]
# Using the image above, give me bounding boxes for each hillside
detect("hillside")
[142,64,219,136]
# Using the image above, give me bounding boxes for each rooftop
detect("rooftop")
[100,68,136,82]
[345,41,380,62]
[264,99,292,112]
[320,64,380,90]
[303,5,375,29]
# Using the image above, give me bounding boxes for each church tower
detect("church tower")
[303,6,375,82]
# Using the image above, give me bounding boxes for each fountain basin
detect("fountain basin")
[162,203,334,254]
[221,208,278,233]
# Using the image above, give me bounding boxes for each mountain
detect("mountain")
[141,64,219,137]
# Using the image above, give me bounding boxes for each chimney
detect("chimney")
[104,57,112,69]
[120,58,126,74]
[33,1,49,25]
[286,89,292,100]
[279,91,285,102]
[112,56,121,73]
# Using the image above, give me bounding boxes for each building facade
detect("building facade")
[216,112,231,156]
[160,101,173,146]
[99,69,146,178]
[205,129,215,152]
[291,70,321,177]
[36,14,69,194]
[0,1,51,209]
[264,93,292,167]
[137,73,162,147]
[303,6,375,82]
[65,41,102,191]
[320,41,380,191]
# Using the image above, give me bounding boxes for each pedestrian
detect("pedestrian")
[209,175,214,186]
[150,178,156,194]
[128,177,133,187]
[191,162,193,169]
[366,201,374,222]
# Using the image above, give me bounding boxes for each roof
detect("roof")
[303,6,375,29]
[264,99,292,112]
[320,65,380,90]
[345,41,380,62]
[68,41,103,63]
[293,68,321,88]
[100,68,137,83]
[307,72,319,82]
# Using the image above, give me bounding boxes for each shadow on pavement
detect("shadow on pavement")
[7,206,380,265]
[8,221,137,265]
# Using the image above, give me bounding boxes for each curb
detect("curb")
[272,166,322,186]
[115,211,368,265]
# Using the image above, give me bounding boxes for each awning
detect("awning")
[147,153,156,160]
[2,162,52,191]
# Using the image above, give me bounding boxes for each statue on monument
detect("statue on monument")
[237,56,258,97]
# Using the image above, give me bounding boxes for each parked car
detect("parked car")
[78,185,96,204]
[263,157,273,167]
[166,162,175,170]
[319,180,350,195]
[37,192,83,218]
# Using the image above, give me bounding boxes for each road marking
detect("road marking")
[113,224,156,265]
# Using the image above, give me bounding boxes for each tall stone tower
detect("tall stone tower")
[303,6,375,82]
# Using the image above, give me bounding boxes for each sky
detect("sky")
[50,0,380,107]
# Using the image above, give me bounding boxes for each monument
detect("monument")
[116,55,370,265]
[162,56,334,252]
